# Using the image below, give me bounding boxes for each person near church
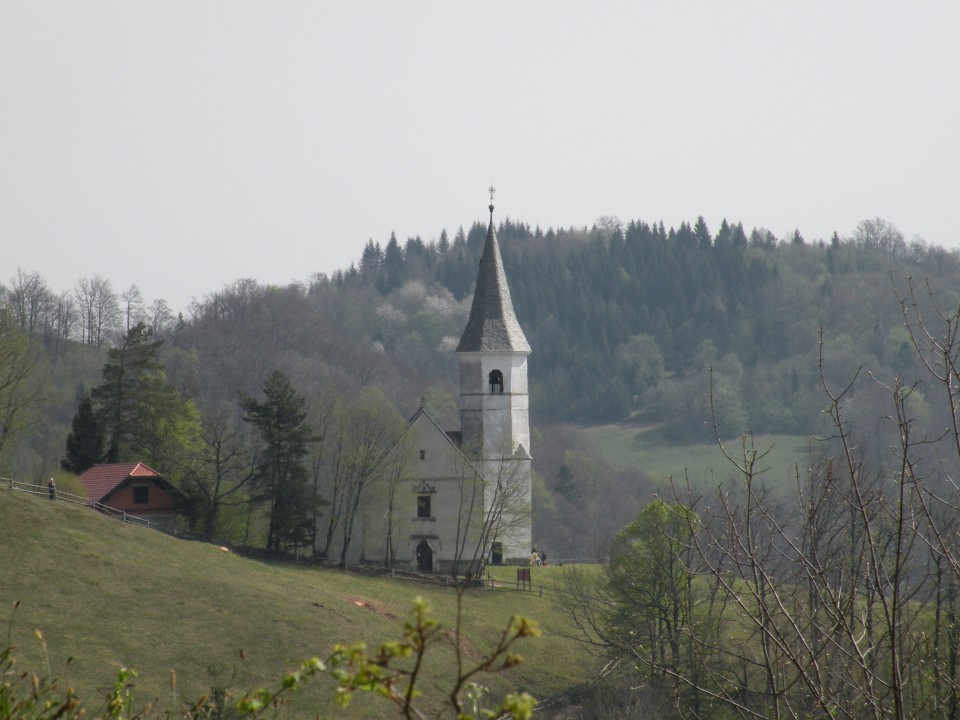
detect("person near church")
[47,478,56,500]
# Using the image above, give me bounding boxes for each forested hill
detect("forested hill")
[289,216,957,439]
[4,213,960,556]
[4,214,959,477]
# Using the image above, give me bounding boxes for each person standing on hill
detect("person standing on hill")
[47,478,56,500]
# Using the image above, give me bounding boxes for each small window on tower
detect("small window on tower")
[417,495,432,519]
[420,449,425,460]
[488,369,504,394]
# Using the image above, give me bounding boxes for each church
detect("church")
[354,198,533,574]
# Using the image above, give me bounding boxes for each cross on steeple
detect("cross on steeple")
[488,184,496,216]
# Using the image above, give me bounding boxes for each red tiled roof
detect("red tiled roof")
[77,462,163,502]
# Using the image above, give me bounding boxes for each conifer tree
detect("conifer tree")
[61,393,104,473]
[359,239,382,284]
[91,322,170,463]
[240,370,313,552]
[693,215,712,249]
[378,233,404,294]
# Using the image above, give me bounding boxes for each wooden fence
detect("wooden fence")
[2,476,162,531]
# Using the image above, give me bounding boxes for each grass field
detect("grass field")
[0,489,596,718]
[484,564,601,595]
[584,423,820,494]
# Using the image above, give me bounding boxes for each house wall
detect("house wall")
[102,478,177,532]
[104,479,177,513]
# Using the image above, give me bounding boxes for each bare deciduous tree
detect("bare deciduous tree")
[147,298,175,342]
[120,284,145,333]
[179,408,260,539]
[558,278,960,719]
[450,445,531,579]
[0,310,47,461]
[6,269,51,335]
[75,275,118,347]
[315,387,406,567]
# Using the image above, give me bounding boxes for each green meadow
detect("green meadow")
[0,489,596,718]
[584,423,820,494]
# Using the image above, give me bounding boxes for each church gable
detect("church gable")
[407,409,475,480]
[363,407,489,574]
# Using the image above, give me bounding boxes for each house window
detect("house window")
[488,369,503,394]
[133,485,150,504]
[419,449,425,460]
[417,494,432,519]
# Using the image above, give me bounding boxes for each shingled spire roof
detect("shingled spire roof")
[456,200,531,353]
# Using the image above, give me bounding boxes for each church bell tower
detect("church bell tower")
[455,190,532,562]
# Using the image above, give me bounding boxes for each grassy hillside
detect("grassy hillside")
[0,489,595,718]
[584,423,819,494]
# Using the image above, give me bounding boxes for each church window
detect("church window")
[419,449,425,460]
[488,369,503,394]
[417,494,432,519]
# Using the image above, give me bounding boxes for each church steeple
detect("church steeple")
[455,196,530,354]
[457,191,531,455]
[455,191,533,565]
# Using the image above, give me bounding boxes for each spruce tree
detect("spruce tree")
[61,393,105,473]
[378,233,404,294]
[90,321,185,464]
[240,370,313,552]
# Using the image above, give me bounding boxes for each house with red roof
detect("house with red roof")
[77,462,178,531]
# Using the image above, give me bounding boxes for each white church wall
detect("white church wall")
[480,456,533,564]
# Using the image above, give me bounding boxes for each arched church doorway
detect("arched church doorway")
[416,539,433,574]
[491,541,503,565]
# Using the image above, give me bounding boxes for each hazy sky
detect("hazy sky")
[2,2,958,314]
